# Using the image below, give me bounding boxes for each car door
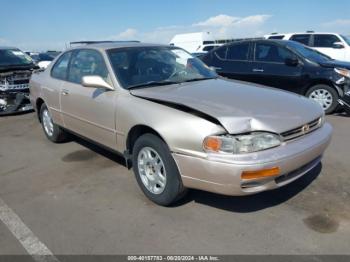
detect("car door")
[60,49,118,148]
[45,51,73,127]
[249,42,303,93]
[312,34,346,61]
[203,42,253,82]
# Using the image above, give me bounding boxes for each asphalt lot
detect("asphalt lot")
[0,112,350,256]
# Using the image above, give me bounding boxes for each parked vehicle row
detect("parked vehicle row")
[170,32,222,55]
[200,39,350,114]
[264,31,350,62]
[29,42,332,206]
[0,46,37,115]
[26,51,61,69]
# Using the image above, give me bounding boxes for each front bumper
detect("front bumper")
[173,123,332,196]
[0,90,33,115]
[338,90,350,114]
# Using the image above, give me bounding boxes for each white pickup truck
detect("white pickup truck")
[264,32,350,62]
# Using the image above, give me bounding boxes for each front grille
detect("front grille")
[281,117,323,141]
[0,71,31,91]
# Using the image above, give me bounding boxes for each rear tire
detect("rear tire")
[132,134,187,206]
[306,84,339,114]
[40,104,68,143]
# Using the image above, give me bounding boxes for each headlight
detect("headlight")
[203,132,281,154]
[335,68,350,78]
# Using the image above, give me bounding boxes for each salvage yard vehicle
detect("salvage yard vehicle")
[0,47,37,115]
[169,32,221,53]
[30,42,332,206]
[28,52,56,69]
[264,32,350,62]
[201,39,350,114]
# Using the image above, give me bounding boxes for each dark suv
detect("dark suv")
[201,39,350,114]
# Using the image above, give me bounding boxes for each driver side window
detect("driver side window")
[67,49,108,84]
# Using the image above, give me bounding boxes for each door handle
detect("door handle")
[61,89,69,96]
[252,69,264,72]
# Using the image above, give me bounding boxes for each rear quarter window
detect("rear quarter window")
[268,35,285,40]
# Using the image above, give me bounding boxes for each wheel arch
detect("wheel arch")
[304,79,343,97]
[35,97,45,122]
[125,125,169,165]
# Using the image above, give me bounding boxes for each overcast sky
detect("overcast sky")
[1,0,350,51]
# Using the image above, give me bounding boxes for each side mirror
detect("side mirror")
[285,57,299,67]
[333,42,345,49]
[81,75,114,90]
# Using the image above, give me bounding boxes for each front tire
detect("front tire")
[132,134,187,206]
[40,104,68,143]
[306,84,339,114]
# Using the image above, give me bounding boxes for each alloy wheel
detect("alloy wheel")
[42,109,54,137]
[137,147,167,194]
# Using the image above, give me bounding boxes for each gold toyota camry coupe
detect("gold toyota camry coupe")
[29,41,332,206]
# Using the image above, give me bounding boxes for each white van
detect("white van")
[169,32,221,53]
[264,32,350,61]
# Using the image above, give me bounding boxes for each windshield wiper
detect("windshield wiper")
[180,77,218,83]
[128,80,179,90]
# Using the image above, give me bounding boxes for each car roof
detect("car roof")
[66,42,171,52]
[0,46,19,50]
[223,39,294,45]
[265,32,341,37]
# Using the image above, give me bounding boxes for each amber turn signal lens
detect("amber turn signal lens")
[203,137,222,152]
[241,167,280,180]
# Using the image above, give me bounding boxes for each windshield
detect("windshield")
[341,35,350,46]
[107,46,217,89]
[0,49,34,66]
[286,41,332,63]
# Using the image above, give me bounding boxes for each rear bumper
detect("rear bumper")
[173,123,332,196]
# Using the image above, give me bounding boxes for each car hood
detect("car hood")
[0,64,37,73]
[130,79,324,134]
[319,60,350,69]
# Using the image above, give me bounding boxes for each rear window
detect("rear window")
[290,34,311,46]
[268,35,285,40]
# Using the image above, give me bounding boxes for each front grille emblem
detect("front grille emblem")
[302,124,310,134]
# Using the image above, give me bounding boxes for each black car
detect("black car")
[0,47,37,115]
[201,39,350,114]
